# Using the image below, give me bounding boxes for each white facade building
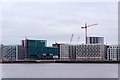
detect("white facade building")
[60,44,76,60]
[107,45,120,61]
[60,44,106,61]
[76,44,106,61]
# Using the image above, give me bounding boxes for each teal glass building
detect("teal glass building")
[22,39,59,60]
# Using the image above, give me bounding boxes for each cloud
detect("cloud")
[2,2,118,45]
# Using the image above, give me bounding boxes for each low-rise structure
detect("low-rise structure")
[60,44,106,61]
[107,45,120,61]
[52,43,65,58]
[0,44,3,60]
[1,45,24,61]
[76,44,106,61]
[60,44,76,60]
[2,45,16,60]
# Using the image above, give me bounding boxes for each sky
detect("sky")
[1,2,118,46]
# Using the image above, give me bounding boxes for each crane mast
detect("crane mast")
[81,23,98,44]
[70,34,74,44]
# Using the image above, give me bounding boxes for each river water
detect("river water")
[1,63,118,78]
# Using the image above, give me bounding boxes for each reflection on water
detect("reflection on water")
[2,63,118,78]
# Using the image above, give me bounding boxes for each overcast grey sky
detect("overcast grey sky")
[1,2,118,46]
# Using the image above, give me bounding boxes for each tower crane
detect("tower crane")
[70,34,74,44]
[81,23,98,44]
[77,37,80,44]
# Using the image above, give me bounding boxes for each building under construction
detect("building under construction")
[86,37,104,44]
